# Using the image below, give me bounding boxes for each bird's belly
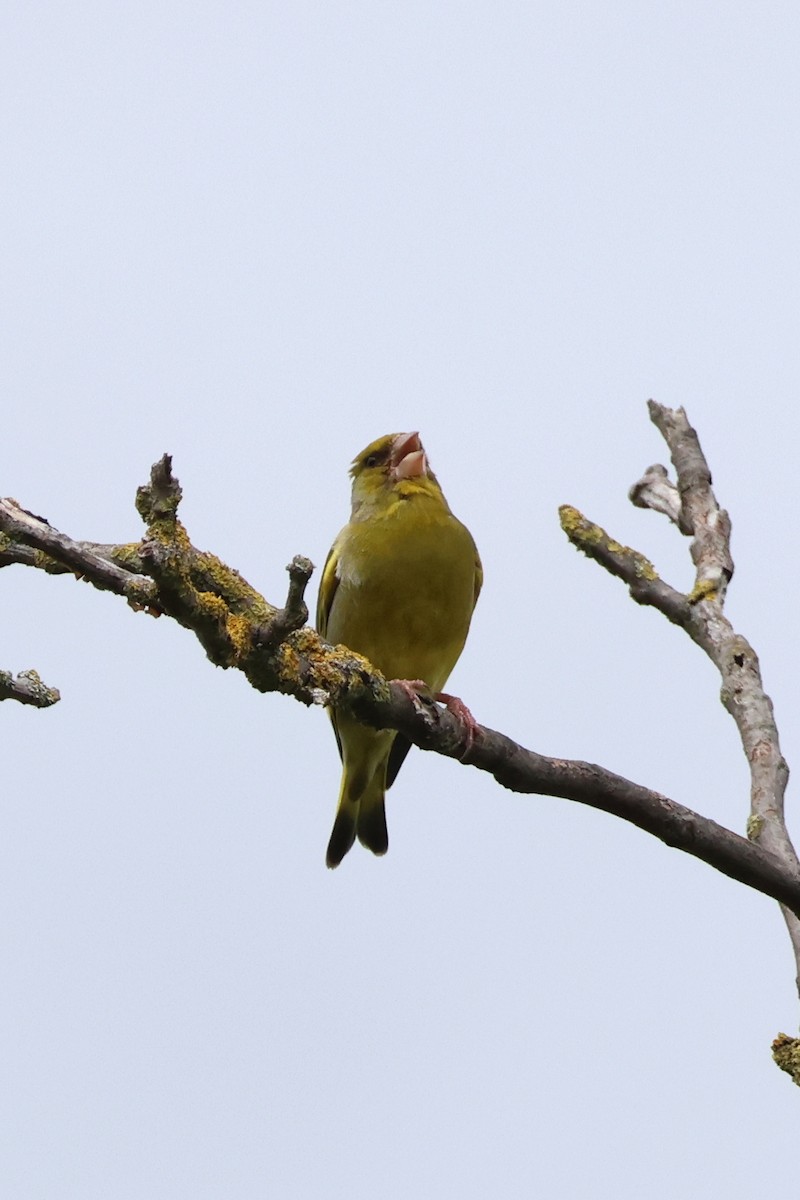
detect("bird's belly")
[328,552,474,691]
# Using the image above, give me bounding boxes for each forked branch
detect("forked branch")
[2,425,799,1081]
[562,400,799,1080]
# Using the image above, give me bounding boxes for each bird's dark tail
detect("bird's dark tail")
[356,788,388,857]
[326,768,388,868]
[325,801,358,868]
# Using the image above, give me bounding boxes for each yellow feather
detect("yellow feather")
[317,433,481,867]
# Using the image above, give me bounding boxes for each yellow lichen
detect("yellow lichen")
[746,814,765,841]
[630,552,658,581]
[559,505,659,580]
[192,551,272,620]
[196,590,229,622]
[559,504,602,544]
[688,578,718,604]
[110,543,145,571]
[226,612,253,661]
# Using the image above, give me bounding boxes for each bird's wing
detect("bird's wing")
[316,535,341,639]
[316,536,344,762]
[473,544,484,609]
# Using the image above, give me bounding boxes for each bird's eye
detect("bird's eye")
[364,454,379,468]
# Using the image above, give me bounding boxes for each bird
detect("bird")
[317,431,482,867]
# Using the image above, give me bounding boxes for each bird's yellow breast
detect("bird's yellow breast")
[326,496,477,692]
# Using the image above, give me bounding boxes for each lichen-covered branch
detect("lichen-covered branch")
[2,453,800,934]
[0,668,60,707]
[558,504,691,627]
[253,556,314,650]
[564,401,799,1075]
[773,1033,800,1086]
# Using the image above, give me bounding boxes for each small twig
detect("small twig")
[559,505,691,627]
[629,463,682,526]
[0,668,60,707]
[0,498,160,610]
[135,453,183,522]
[132,456,277,667]
[253,556,314,650]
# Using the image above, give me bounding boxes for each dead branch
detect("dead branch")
[563,399,798,1075]
[0,668,60,708]
[1,446,799,949]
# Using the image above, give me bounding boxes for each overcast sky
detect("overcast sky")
[3,2,799,1196]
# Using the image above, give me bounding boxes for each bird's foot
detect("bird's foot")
[394,682,479,759]
[394,679,435,713]
[434,692,479,760]
[395,679,431,697]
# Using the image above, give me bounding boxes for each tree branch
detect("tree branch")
[0,668,60,707]
[563,400,799,1073]
[1,449,799,942]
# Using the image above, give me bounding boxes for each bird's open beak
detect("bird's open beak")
[391,431,427,480]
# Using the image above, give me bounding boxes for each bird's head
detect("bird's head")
[349,432,445,516]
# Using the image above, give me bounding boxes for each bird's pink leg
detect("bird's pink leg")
[394,680,430,700]
[394,680,478,760]
[435,692,479,758]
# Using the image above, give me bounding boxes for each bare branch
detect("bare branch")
[629,463,682,526]
[0,498,159,611]
[648,400,735,601]
[0,668,60,708]
[389,699,800,916]
[564,401,800,1044]
[643,403,799,997]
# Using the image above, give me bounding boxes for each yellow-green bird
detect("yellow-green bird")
[317,431,482,868]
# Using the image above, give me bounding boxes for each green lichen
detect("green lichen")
[559,505,659,580]
[145,517,191,551]
[110,543,145,571]
[559,504,602,545]
[125,577,157,612]
[629,551,658,581]
[746,814,765,841]
[192,551,272,620]
[688,578,718,605]
[34,549,58,572]
[772,1034,800,1086]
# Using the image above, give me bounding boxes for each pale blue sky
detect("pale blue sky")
[2,2,799,1195]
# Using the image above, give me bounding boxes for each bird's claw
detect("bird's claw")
[395,680,478,759]
[394,679,437,714]
[434,692,479,759]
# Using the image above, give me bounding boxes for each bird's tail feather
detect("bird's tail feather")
[326,802,357,868]
[326,764,388,868]
[356,790,388,857]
